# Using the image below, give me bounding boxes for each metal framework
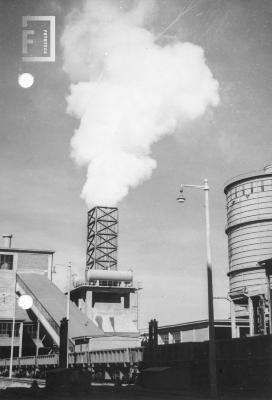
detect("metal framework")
[86,207,118,271]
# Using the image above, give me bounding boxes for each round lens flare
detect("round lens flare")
[18,73,34,88]
[18,294,33,310]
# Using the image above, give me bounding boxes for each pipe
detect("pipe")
[2,234,12,248]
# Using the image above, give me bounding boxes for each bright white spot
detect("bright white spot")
[18,73,34,88]
[18,294,33,310]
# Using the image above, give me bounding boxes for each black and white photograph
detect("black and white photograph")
[0,1,271,399]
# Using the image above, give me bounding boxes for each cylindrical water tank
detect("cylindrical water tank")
[224,165,272,296]
[86,269,133,282]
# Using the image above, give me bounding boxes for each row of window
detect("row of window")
[228,180,271,201]
[88,280,132,287]
[0,322,19,336]
[160,332,181,344]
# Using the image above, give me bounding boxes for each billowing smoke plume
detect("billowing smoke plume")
[61,0,219,207]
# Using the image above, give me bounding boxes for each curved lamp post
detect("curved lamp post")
[177,178,218,398]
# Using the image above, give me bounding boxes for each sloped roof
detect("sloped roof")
[1,305,32,322]
[18,273,104,339]
[15,304,32,322]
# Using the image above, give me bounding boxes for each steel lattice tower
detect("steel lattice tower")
[86,207,118,271]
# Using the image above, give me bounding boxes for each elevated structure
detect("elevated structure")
[71,207,140,349]
[224,164,272,335]
[86,207,118,271]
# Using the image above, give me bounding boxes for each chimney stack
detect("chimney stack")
[2,234,13,248]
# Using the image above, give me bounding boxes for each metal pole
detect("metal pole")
[136,290,139,330]
[230,300,237,338]
[36,319,40,356]
[248,297,254,336]
[265,269,272,334]
[66,262,71,368]
[9,273,17,379]
[18,322,23,357]
[204,179,218,398]
[35,319,40,373]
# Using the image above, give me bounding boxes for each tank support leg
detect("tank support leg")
[230,300,237,338]
[248,297,254,336]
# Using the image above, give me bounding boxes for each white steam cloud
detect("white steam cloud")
[61,0,219,207]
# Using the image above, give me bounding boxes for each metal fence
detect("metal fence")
[0,347,144,368]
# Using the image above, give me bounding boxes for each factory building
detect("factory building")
[224,164,272,336]
[141,319,250,345]
[70,207,140,351]
[0,235,55,358]
[0,207,140,359]
[0,234,54,276]
[0,234,104,359]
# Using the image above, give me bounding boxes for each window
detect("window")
[0,322,19,337]
[26,324,37,338]
[0,323,8,336]
[98,280,122,287]
[0,254,13,270]
[160,333,169,344]
[172,331,181,343]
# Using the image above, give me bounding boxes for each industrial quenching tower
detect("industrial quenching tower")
[224,164,272,336]
[71,206,139,343]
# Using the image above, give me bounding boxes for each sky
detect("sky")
[1,0,272,328]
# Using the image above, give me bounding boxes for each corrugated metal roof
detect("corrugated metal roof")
[18,273,104,339]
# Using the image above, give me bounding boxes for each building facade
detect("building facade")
[0,235,55,358]
[141,319,249,346]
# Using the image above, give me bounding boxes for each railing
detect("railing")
[17,274,60,336]
[74,280,132,289]
[0,347,144,368]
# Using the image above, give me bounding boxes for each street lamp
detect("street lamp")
[52,262,72,368]
[177,178,218,398]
